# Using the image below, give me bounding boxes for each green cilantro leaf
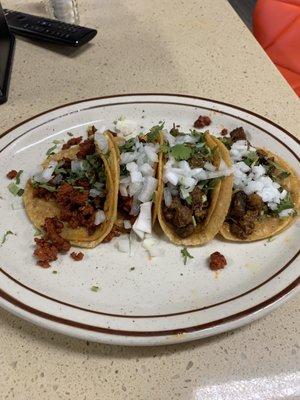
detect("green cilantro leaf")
[185,195,192,205]
[46,144,57,156]
[91,285,100,292]
[171,144,194,161]
[119,138,135,153]
[8,182,23,196]
[160,144,170,154]
[15,170,23,185]
[219,137,232,149]
[34,227,43,237]
[181,246,194,265]
[67,132,74,137]
[273,192,295,215]
[1,230,14,245]
[243,151,259,167]
[52,270,58,274]
[146,122,164,142]
[33,182,56,192]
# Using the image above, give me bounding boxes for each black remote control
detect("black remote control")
[3,9,97,47]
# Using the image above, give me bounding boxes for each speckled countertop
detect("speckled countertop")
[0,0,299,399]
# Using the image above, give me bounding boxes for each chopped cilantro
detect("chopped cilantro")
[185,195,192,205]
[130,267,135,271]
[33,182,56,192]
[8,182,24,196]
[46,144,57,156]
[170,123,180,137]
[267,160,290,180]
[200,178,220,194]
[171,144,194,161]
[1,230,14,245]
[120,164,128,176]
[52,139,63,144]
[73,186,85,192]
[243,151,259,167]
[273,192,295,215]
[160,144,170,154]
[52,270,58,274]
[146,122,164,142]
[267,236,276,243]
[181,247,194,265]
[34,227,43,237]
[119,138,135,153]
[15,170,23,185]
[67,132,74,137]
[91,285,100,292]
[219,137,232,149]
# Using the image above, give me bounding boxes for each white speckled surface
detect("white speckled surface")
[0,0,299,398]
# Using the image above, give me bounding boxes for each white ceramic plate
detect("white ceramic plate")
[0,94,299,346]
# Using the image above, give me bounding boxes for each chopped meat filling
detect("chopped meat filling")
[102,225,122,243]
[229,127,246,143]
[33,217,71,267]
[70,251,84,261]
[62,136,82,150]
[221,128,228,136]
[162,186,209,238]
[194,115,211,129]
[76,139,96,159]
[34,238,58,268]
[227,191,264,239]
[209,251,227,270]
[6,170,18,179]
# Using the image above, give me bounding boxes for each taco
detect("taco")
[108,123,163,240]
[219,127,300,241]
[156,126,233,245]
[23,130,118,249]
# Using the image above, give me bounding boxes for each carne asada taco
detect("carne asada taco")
[157,127,233,245]
[219,127,300,241]
[23,130,118,248]
[109,123,163,240]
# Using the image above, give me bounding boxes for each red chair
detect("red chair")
[253,0,300,96]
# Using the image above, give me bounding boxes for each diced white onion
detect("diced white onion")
[132,201,152,235]
[129,182,143,197]
[40,160,58,182]
[115,236,131,253]
[95,133,108,154]
[116,119,138,137]
[144,145,158,163]
[119,184,128,197]
[126,162,138,172]
[138,177,157,203]
[130,170,143,183]
[279,208,294,218]
[142,237,160,257]
[163,187,172,207]
[140,163,154,176]
[71,160,84,172]
[120,152,136,164]
[124,220,132,229]
[94,210,105,225]
[204,161,216,171]
[89,188,101,197]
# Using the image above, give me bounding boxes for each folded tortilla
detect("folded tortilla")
[157,133,233,245]
[220,151,300,241]
[23,132,118,248]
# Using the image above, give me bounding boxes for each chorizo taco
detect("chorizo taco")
[156,126,233,245]
[219,127,300,241]
[23,129,118,249]
[108,122,163,240]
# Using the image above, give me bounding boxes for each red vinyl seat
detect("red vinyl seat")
[253,0,300,96]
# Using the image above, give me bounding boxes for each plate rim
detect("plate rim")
[0,93,299,343]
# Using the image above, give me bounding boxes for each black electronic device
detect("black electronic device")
[3,8,97,47]
[0,3,15,104]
